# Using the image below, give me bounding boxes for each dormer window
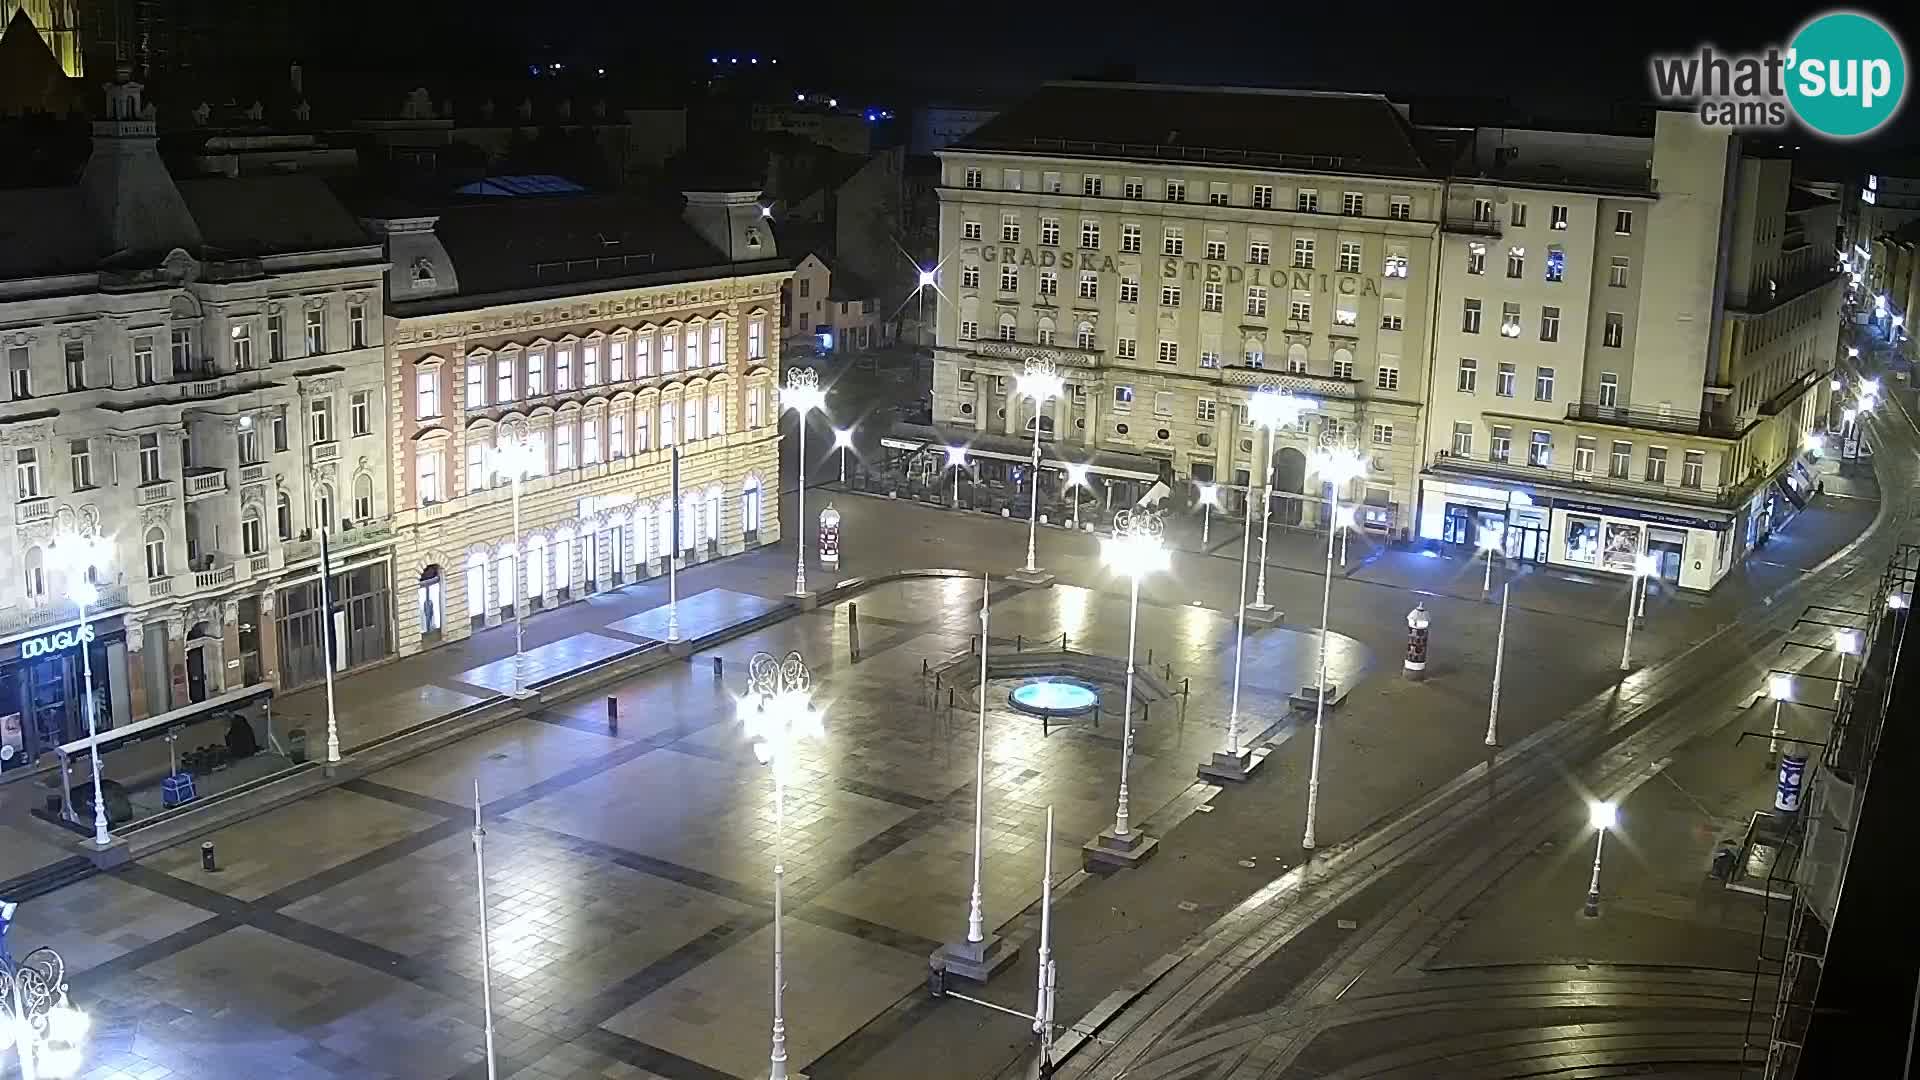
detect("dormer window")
[745,226,762,249]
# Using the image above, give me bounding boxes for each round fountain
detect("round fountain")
[1007,678,1101,721]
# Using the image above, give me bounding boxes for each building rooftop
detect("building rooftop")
[177,174,373,257]
[951,81,1438,178]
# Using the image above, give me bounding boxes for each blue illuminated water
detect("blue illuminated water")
[1009,680,1099,716]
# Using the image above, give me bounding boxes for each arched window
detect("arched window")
[312,483,335,533]
[1076,321,1096,350]
[1286,341,1309,374]
[526,537,546,599]
[242,504,265,555]
[553,529,572,591]
[144,528,168,579]
[23,546,45,600]
[679,494,697,551]
[353,472,374,521]
[495,547,516,612]
[466,551,487,620]
[684,391,703,441]
[276,490,293,540]
[1244,338,1266,368]
[997,312,1018,342]
[708,388,725,437]
[704,484,723,543]
[742,476,763,534]
[1036,315,1056,346]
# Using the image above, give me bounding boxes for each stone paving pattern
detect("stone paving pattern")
[0,400,1890,1079]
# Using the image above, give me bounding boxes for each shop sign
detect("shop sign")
[1555,499,1729,532]
[22,625,95,660]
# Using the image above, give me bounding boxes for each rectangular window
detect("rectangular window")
[1248,241,1271,265]
[69,438,92,489]
[1113,385,1134,409]
[1390,195,1411,220]
[1342,191,1365,216]
[1120,276,1140,304]
[304,308,324,354]
[556,423,574,469]
[1158,341,1179,364]
[1040,217,1060,246]
[528,349,547,395]
[611,411,627,457]
[1078,324,1096,350]
[1289,297,1311,322]
[1122,224,1142,253]
[1339,241,1361,273]
[1205,239,1226,261]
[417,449,442,503]
[1609,256,1630,287]
[1252,185,1274,209]
[1083,175,1102,197]
[309,397,333,443]
[963,221,982,241]
[497,355,515,401]
[1208,183,1228,207]
[1501,302,1522,337]
[637,405,652,449]
[1244,346,1263,368]
[1598,371,1619,407]
[1645,446,1668,483]
[171,326,193,373]
[1550,204,1569,230]
[1467,243,1486,275]
[1462,298,1482,333]
[960,321,978,341]
[962,265,980,289]
[1036,323,1054,346]
[608,339,625,381]
[1081,220,1100,249]
[1203,282,1223,312]
[352,390,371,436]
[1528,430,1552,467]
[1507,246,1525,278]
[1332,355,1354,379]
[139,433,162,482]
[1197,398,1217,422]
[349,303,368,348]
[1381,311,1404,331]
[998,319,1017,342]
[1334,301,1357,327]
[1496,362,1516,397]
[635,335,653,376]
[1574,436,1596,473]
[1246,286,1267,317]
[1297,189,1319,213]
[1199,350,1218,368]
[1540,306,1561,342]
[1124,178,1144,199]
[1163,227,1183,256]
[1457,357,1478,393]
[466,360,487,408]
[1153,391,1174,417]
[1535,366,1555,401]
[1451,421,1474,457]
[1510,201,1529,227]
[1001,264,1020,291]
[1371,423,1394,446]
[1293,237,1314,268]
[1078,272,1098,299]
[1473,198,1493,222]
[1490,425,1512,464]
[415,369,439,418]
[1603,312,1624,348]
[1609,440,1631,479]
[964,167,982,189]
[1161,285,1181,307]
[267,314,284,361]
[1039,271,1058,298]
[1004,169,1022,190]
[134,335,157,385]
[61,340,84,390]
[1682,450,1705,489]
[1376,364,1400,391]
[748,317,765,360]
[15,448,39,500]
[272,407,288,452]
[238,422,259,465]
[1614,209,1633,235]
[1116,337,1137,359]
[661,331,678,371]
[466,442,486,492]
[1001,216,1021,243]
[583,344,599,386]
[1165,179,1185,202]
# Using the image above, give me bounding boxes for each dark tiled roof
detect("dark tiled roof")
[955,82,1439,178]
[1787,185,1838,213]
[421,193,737,299]
[0,187,96,277]
[177,174,373,257]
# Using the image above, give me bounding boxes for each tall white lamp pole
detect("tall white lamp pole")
[1203,482,1258,781]
[1302,443,1367,851]
[1618,553,1659,671]
[51,534,113,847]
[832,427,854,484]
[1766,672,1792,764]
[1247,389,1314,613]
[1196,483,1218,547]
[1064,463,1088,532]
[967,575,990,942]
[1032,804,1057,1072]
[741,651,823,1080]
[1583,800,1617,917]
[1485,581,1510,747]
[1015,358,1064,577]
[471,780,498,1080]
[783,368,826,597]
[493,427,539,698]
[1479,526,1502,600]
[945,445,968,508]
[1101,509,1168,848]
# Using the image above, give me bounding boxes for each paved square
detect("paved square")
[605,588,783,641]
[368,718,622,808]
[13,873,212,975]
[600,917,928,1078]
[144,787,442,901]
[458,632,642,694]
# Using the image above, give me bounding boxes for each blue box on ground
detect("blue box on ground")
[162,772,196,807]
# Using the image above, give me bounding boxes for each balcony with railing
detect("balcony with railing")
[184,467,229,500]
[1428,449,1746,508]
[0,584,129,635]
[310,440,340,464]
[281,520,396,564]
[136,480,176,505]
[1442,215,1502,237]
[15,495,52,524]
[193,561,237,590]
[1221,365,1358,399]
[239,462,270,486]
[1564,400,1746,439]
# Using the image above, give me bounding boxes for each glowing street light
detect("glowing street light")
[1064,462,1089,532]
[1015,358,1066,578]
[1302,444,1367,851]
[1477,525,1504,600]
[936,575,1013,980]
[1583,800,1618,917]
[740,651,824,1080]
[1333,504,1357,565]
[833,427,855,484]
[1862,377,1881,397]
[492,431,542,696]
[917,267,937,289]
[1831,377,1845,391]
[48,532,114,845]
[945,444,969,506]
[783,368,827,597]
[1619,553,1660,671]
[1099,510,1169,856]
[0,928,90,1080]
[1766,672,1793,764]
[1485,580,1511,748]
[1834,628,1862,702]
[1804,433,1825,457]
[1889,592,1911,611]
[1196,483,1219,547]
[1246,389,1316,615]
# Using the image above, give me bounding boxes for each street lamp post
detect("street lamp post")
[1583,800,1618,917]
[1767,672,1793,765]
[1246,389,1315,617]
[1334,504,1355,567]
[1478,526,1502,601]
[783,368,827,598]
[1834,629,1862,702]
[1015,358,1065,581]
[0,929,90,1080]
[1089,509,1168,868]
[1485,581,1511,748]
[1196,483,1218,548]
[492,429,540,699]
[1302,444,1368,851]
[1202,482,1258,782]
[1619,553,1660,671]
[471,781,498,1080]
[935,575,1014,980]
[832,427,854,485]
[49,534,112,847]
[1064,463,1089,532]
[945,445,968,508]
[741,651,825,1080]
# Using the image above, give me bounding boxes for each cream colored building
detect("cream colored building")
[929,82,1446,536]
[1420,113,1842,591]
[368,189,787,658]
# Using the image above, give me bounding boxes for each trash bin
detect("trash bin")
[287,727,309,764]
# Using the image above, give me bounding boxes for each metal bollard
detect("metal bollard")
[1017,634,1025,651]
[1165,662,1174,681]
[607,696,619,733]
[713,656,724,680]
[201,841,218,872]
[1182,677,1191,697]
[923,658,930,676]
[1143,703,1151,724]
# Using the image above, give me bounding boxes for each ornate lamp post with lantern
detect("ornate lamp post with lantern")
[48,532,114,846]
[1012,358,1064,584]
[1301,441,1368,851]
[1246,389,1315,623]
[0,916,90,1080]
[1084,508,1169,870]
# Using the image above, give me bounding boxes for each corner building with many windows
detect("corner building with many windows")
[1420,114,1841,591]
[367,189,787,657]
[930,83,1444,535]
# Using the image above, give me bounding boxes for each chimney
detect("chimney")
[682,190,775,263]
